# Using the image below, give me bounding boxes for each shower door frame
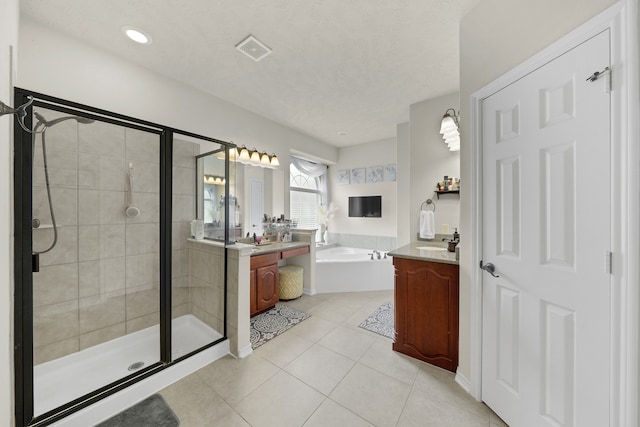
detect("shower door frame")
[13,88,233,427]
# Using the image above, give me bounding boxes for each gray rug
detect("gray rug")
[250,304,310,349]
[95,394,179,427]
[359,302,395,340]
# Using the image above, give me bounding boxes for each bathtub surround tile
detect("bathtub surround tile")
[79,120,125,159]
[34,336,80,365]
[235,371,324,427]
[125,222,159,255]
[125,283,160,320]
[33,186,77,226]
[284,343,355,395]
[37,226,78,267]
[303,399,374,427]
[172,194,195,222]
[161,373,249,427]
[173,139,198,169]
[330,363,411,427]
[124,192,159,224]
[127,312,160,334]
[79,322,126,351]
[79,292,126,334]
[172,166,195,195]
[126,253,160,287]
[131,160,159,194]
[125,128,160,164]
[33,263,79,307]
[34,300,80,348]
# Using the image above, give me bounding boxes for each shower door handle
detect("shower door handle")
[32,252,39,273]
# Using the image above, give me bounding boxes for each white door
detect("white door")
[249,178,264,237]
[481,31,611,427]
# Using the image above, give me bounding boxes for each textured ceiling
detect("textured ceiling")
[20,0,479,147]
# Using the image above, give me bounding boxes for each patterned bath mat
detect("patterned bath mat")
[359,302,395,340]
[96,394,179,427]
[250,304,311,349]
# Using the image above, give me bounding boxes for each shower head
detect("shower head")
[34,112,95,129]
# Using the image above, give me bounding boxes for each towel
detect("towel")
[419,210,435,239]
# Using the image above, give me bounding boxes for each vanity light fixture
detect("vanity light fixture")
[440,108,460,151]
[260,152,271,165]
[122,26,152,45]
[238,145,251,160]
[270,154,280,166]
[204,175,226,185]
[250,149,261,162]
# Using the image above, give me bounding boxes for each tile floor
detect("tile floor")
[160,291,509,427]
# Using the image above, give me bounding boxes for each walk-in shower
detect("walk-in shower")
[13,89,234,427]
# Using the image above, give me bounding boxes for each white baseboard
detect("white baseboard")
[237,344,253,359]
[455,370,473,396]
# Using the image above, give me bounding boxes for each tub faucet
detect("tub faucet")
[368,252,375,260]
[373,250,381,259]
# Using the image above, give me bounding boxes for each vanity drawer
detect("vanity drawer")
[280,245,310,259]
[250,252,279,269]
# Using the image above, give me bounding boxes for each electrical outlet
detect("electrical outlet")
[442,224,450,234]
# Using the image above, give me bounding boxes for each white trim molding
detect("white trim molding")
[469,2,639,426]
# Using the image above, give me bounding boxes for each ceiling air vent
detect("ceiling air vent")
[235,35,272,62]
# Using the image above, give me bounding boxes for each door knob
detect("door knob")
[480,260,500,278]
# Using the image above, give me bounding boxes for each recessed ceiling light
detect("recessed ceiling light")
[337,131,347,136]
[122,26,152,45]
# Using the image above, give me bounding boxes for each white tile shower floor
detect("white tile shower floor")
[159,291,508,426]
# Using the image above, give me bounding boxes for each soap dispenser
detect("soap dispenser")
[453,228,460,242]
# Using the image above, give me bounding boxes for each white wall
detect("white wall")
[1,2,19,426]
[330,138,397,238]
[396,122,410,246]
[17,18,338,175]
[457,0,618,383]
[409,93,460,240]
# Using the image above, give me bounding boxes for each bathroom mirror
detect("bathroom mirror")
[196,146,239,242]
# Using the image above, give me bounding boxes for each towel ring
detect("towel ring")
[420,199,436,212]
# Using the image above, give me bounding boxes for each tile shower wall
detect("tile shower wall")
[32,114,168,364]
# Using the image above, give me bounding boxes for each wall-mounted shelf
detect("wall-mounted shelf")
[435,190,459,199]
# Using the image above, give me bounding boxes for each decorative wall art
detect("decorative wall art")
[384,164,397,182]
[337,169,350,185]
[351,167,365,184]
[367,166,383,183]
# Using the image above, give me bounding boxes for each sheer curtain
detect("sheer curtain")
[290,156,329,205]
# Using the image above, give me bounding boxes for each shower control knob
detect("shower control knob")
[32,217,41,229]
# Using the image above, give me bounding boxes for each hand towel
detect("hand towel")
[419,210,435,239]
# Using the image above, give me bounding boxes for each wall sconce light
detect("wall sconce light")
[440,108,460,151]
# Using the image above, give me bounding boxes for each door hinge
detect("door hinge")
[586,66,611,93]
[605,251,613,275]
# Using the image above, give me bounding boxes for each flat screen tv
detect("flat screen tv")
[348,196,382,218]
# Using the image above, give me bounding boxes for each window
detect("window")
[290,163,320,239]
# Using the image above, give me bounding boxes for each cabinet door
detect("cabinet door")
[256,264,279,311]
[393,258,459,372]
[250,268,257,316]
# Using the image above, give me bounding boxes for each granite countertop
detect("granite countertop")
[388,241,459,265]
[244,241,310,256]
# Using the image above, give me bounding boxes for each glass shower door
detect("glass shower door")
[30,105,163,416]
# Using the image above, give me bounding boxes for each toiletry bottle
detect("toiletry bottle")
[453,228,460,242]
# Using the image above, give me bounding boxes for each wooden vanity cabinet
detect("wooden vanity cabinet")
[392,257,459,372]
[250,252,279,316]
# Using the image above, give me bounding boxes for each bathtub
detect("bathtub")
[315,246,394,293]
